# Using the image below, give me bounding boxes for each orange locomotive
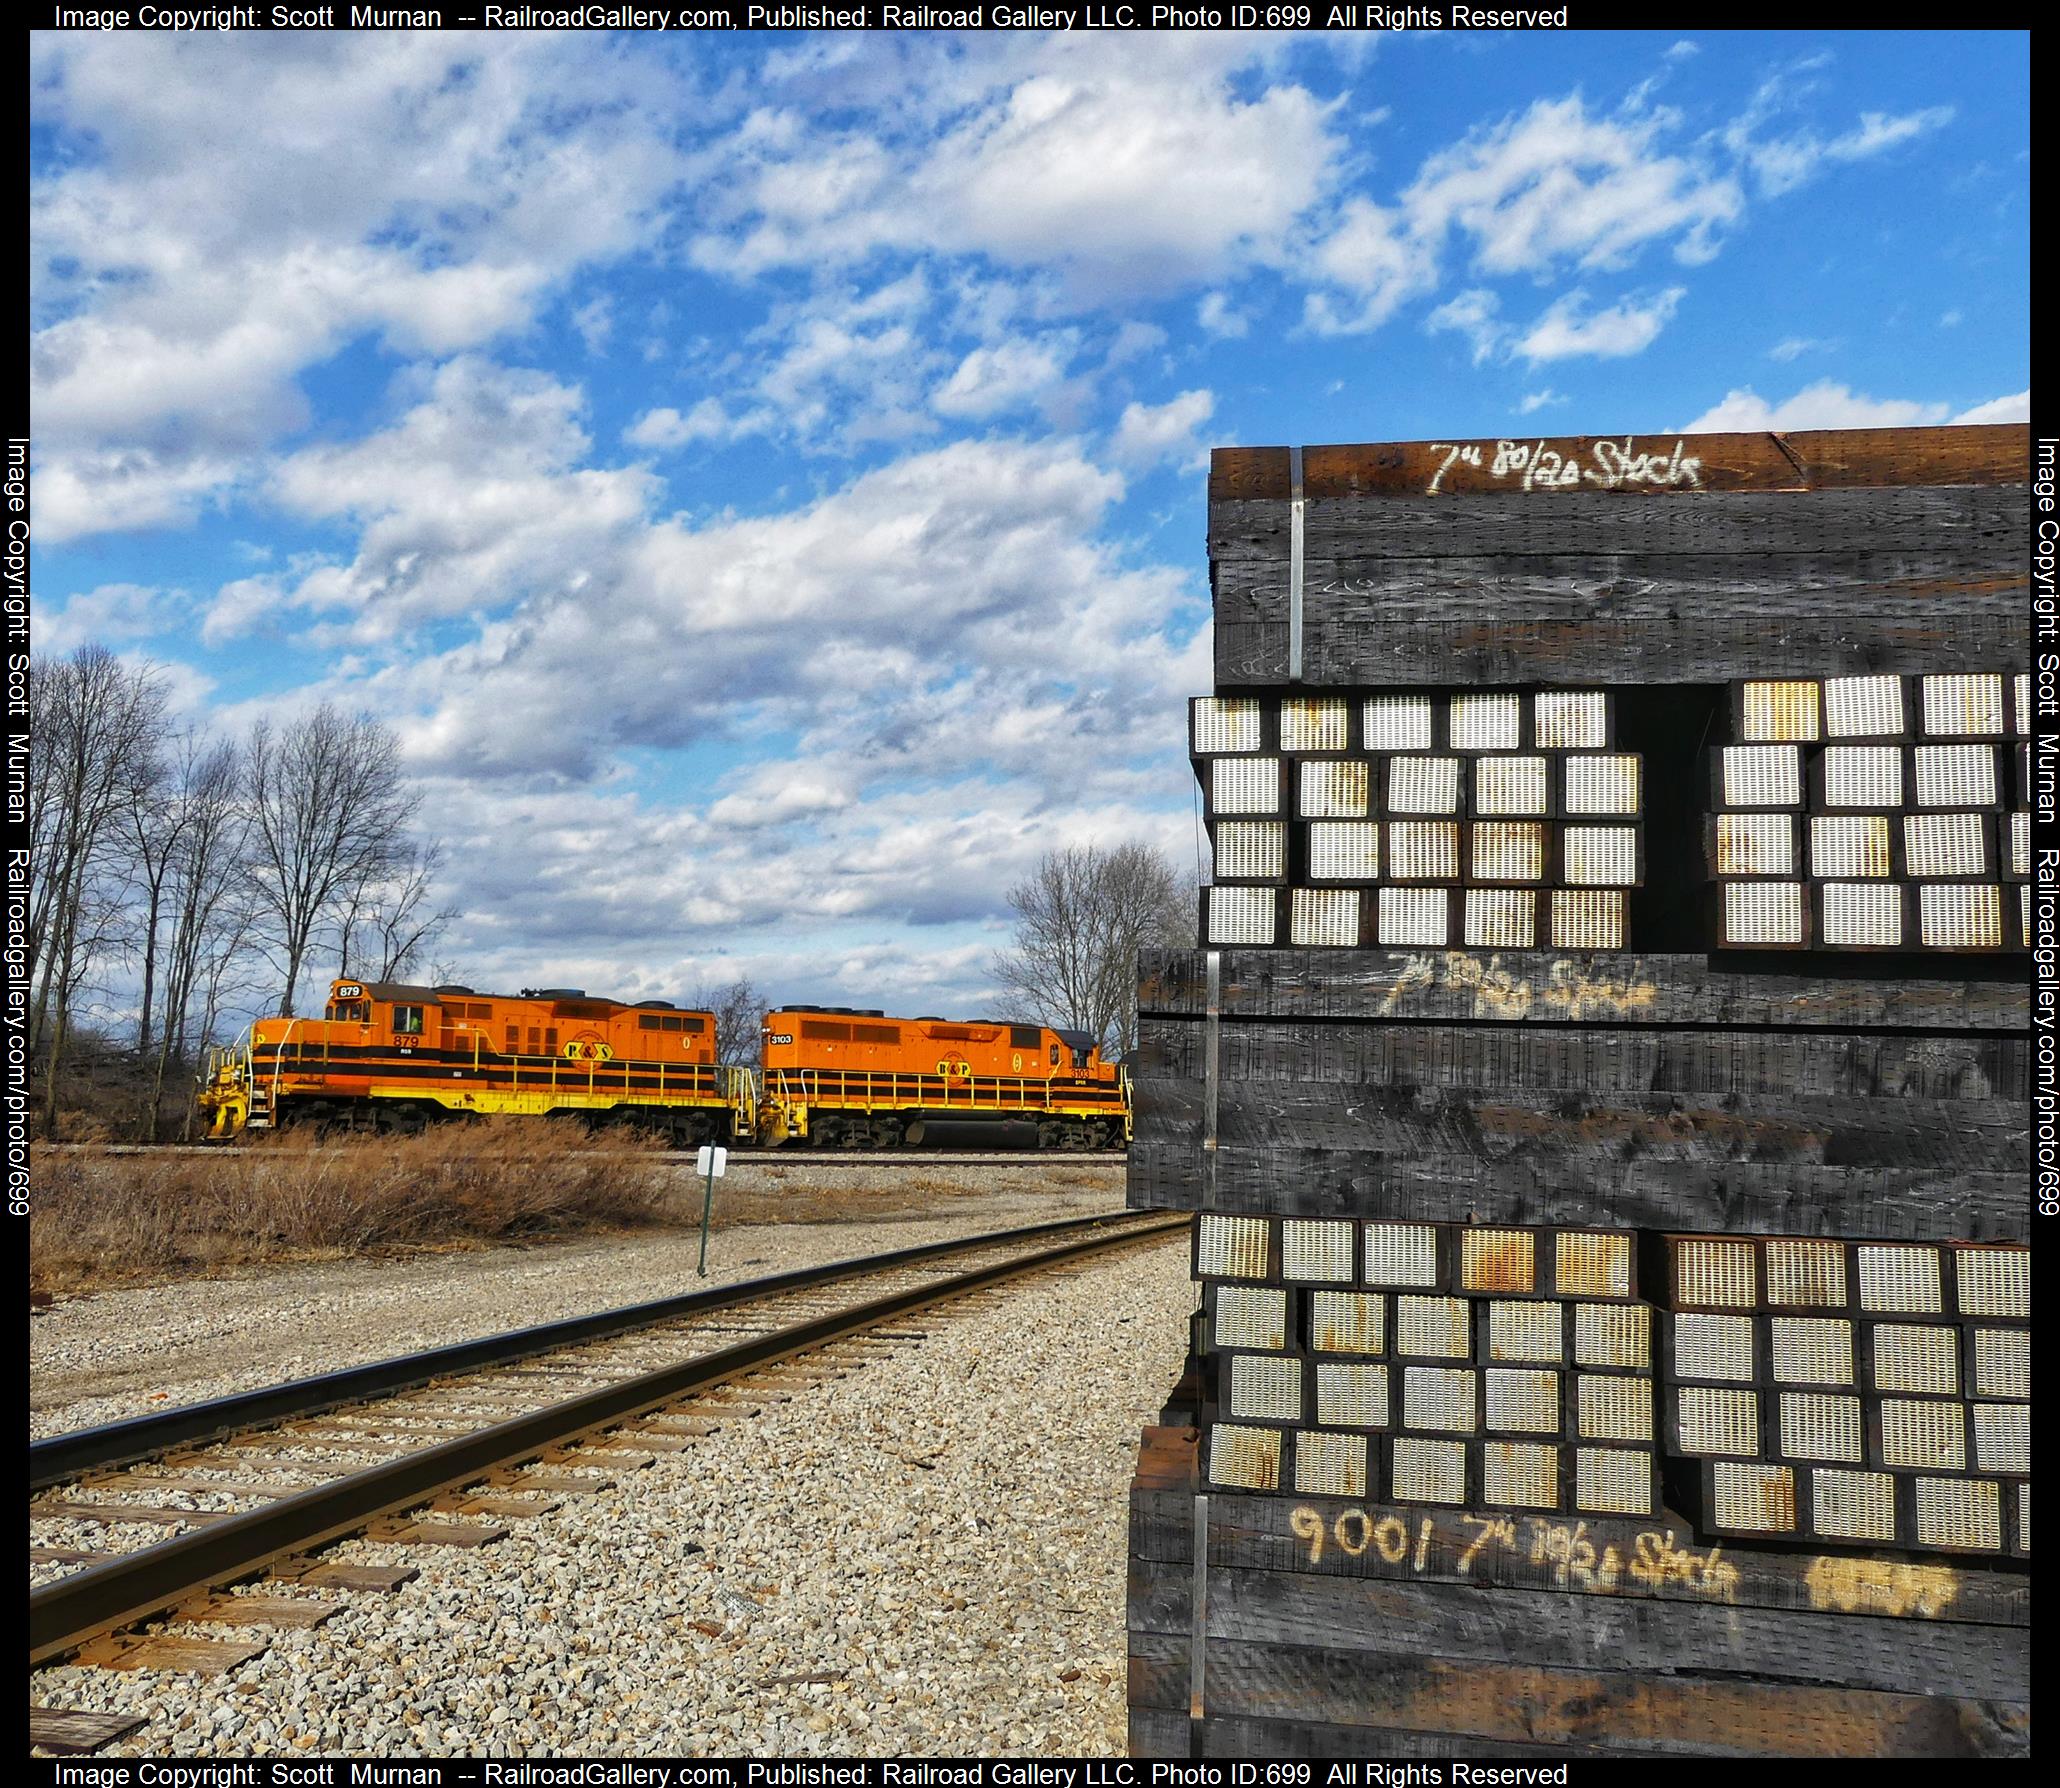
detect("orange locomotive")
[759,1007,1129,1150]
[199,978,752,1143]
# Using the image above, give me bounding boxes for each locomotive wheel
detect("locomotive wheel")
[809,1117,843,1148]
[1036,1120,1061,1150]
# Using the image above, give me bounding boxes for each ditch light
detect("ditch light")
[1463,888,1537,948]
[1208,1285,1287,1352]
[1717,881,1809,948]
[1549,889,1626,949]
[1209,755,1285,815]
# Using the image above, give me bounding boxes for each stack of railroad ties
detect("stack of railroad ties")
[1123,423,2031,1759]
[1185,680,2031,1549]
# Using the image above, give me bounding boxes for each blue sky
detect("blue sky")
[29,27,2029,1022]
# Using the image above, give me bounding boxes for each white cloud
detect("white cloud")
[624,399,740,451]
[931,336,1075,421]
[1939,309,1964,329]
[689,38,1344,304]
[1197,292,1249,340]
[31,36,694,539]
[1516,287,1684,363]
[1108,389,1217,472]
[33,447,245,545]
[1827,107,1955,163]
[571,296,614,357]
[1768,336,1830,362]
[1404,96,1741,277]
[1675,379,1951,433]
[1301,197,1439,336]
[299,430,1202,791]
[1106,320,1170,365]
[1426,288,1504,364]
[1518,389,1566,415]
[206,358,657,645]
[1674,383,2025,441]
[1723,61,1953,198]
[1951,390,2030,425]
[34,582,184,655]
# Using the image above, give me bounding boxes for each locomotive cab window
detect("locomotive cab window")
[394,1006,425,1036]
[327,1000,369,1023]
[1050,1044,1060,1066]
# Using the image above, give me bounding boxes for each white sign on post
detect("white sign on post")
[695,1145,728,1178]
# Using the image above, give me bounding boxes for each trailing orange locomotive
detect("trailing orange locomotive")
[198,979,1129,1150]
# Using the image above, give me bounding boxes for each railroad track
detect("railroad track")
[28,1210,1184,1754]
[38,1144,1127,1167]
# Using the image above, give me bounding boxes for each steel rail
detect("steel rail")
[32,1210,1153,1490]
[29,1211,1184,1667]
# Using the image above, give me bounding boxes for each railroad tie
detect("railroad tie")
[364,1519,508,1548]
[175,1593,339,1630]
[268,1558,419,1593]
[538,1442,654,1470]
[501,1472,615,1495]
[28,1708,147,1755]
[69,1633,268,1675]
[34,1501,234,1528]
[427,1493,562,1520]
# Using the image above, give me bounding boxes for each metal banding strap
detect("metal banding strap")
[1188,1491,1211,1740]
[1201,950,1221,1210]
[1288,446,1306,682]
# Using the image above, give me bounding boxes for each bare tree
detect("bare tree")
[145,737,253,1138]
[990,842,1192,1059]
[27,647,168,1133]
[685,976,766,1067]
[336,839,457,984]
[244,705,420,1015]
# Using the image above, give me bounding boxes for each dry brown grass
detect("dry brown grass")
[30,1125,681,1295]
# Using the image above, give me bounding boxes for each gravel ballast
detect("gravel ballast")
[35,1232,1195,1758]
[31,1163,1125,1438]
